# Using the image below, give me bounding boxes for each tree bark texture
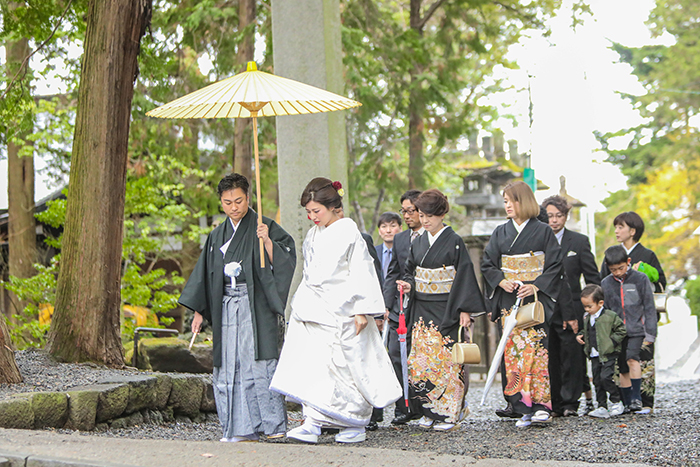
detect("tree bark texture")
[47,0,152,366]
[408,0,425,190]
[0,315,22,383]
[232,0,256,179]
[6,30,36,319]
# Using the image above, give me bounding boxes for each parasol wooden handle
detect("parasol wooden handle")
[252,114,265,269]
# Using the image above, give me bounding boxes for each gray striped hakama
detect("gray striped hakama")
[213,284,286,438]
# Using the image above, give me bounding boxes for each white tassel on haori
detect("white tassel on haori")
[224,262,242,287]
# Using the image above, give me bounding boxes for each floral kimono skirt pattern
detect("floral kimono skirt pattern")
[501,308,552,414]
[408,317,469,423]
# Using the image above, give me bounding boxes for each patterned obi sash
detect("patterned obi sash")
[501,251,545,282]
[415,265,456,294]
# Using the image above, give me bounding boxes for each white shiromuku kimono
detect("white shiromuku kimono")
[270,217,401,427]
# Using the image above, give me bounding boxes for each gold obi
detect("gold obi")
[415,265,456,294]
[501,251,545,282]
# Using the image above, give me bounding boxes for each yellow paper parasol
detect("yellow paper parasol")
[146,62,361,267]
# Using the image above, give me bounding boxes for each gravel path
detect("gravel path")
[3,350,699,466]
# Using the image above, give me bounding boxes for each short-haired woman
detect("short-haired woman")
[481,181,565,427]
[270,177,401,444]
[395,189,486,431]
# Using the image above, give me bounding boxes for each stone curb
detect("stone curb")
[0,375,214,432]
[0,450,136,467]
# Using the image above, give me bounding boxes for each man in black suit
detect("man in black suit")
[382,189,423,425]
[375,212,403,281]
[543,195,600,416]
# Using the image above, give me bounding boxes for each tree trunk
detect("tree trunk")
[0,315,22,383]
[47,0,152,366]
[5,10,36,320]
[408,0,425,190]
[232,0,256,179]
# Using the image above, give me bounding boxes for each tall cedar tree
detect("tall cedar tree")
[47,0,152,365]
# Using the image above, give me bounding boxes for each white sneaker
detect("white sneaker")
[335,427,366,443]
[588,407,611,418]
[433,422,457,432]
[287,423,321,444]
[531,410,551,424]
[417,416,434,428]
[609,402,625,416]
[515,414,532,428]
[219,434,259,442]
[635,407,652,415]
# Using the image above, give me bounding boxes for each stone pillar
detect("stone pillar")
[271,0,349,309]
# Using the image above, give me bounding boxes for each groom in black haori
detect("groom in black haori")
[179,173,296,442]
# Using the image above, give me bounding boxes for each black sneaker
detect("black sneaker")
[391,413,412,425]
[629,399,643,412]
[581,400,594,415]
[365,420,378,431]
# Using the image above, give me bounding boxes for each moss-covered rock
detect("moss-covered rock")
[0,395,34,429]
[95,384,130,423]
[127,411,144,427]
[135,337,212,373]
[30,392,68,428]
[153,374,173,410]
[98,375,158,414]
[168,375,204,418]
[110,416,128,430]
[200,383,216,412]
[65,389,99,431]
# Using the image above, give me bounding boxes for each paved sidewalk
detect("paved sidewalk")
[0,428,653,467]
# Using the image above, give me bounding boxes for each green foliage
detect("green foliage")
[341,0,564,233]
[0,260,58,349]
[596,0,700,281]
[684,278,700,329]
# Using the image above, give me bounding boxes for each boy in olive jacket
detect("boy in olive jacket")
[577,284,627,418]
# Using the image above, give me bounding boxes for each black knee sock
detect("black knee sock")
[620,386,632,406]
[631,379,642,401]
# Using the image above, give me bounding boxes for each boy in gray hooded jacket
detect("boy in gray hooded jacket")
[600,245,657,413]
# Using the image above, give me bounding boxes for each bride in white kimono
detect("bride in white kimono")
[270,177,401,444]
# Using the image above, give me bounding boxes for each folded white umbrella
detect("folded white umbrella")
[481,296,523,406]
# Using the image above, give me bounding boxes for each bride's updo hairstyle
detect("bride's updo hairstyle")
[300,177,343,210]
[414,189,449,216]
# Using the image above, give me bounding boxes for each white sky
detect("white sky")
[0,0,674,210]
[488,0,674,211]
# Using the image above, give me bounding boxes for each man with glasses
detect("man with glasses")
[382,189,423,425]
[542,195,600,417]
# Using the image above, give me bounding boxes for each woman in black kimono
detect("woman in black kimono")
[481,181,564,428]
[396,189,485,431]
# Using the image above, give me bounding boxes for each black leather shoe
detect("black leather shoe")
[495,403,522,419]
[366,420,378,431]
[629,399,643,412]
[391,413,412,425]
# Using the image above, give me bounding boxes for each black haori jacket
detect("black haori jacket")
[178,208,296,366]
